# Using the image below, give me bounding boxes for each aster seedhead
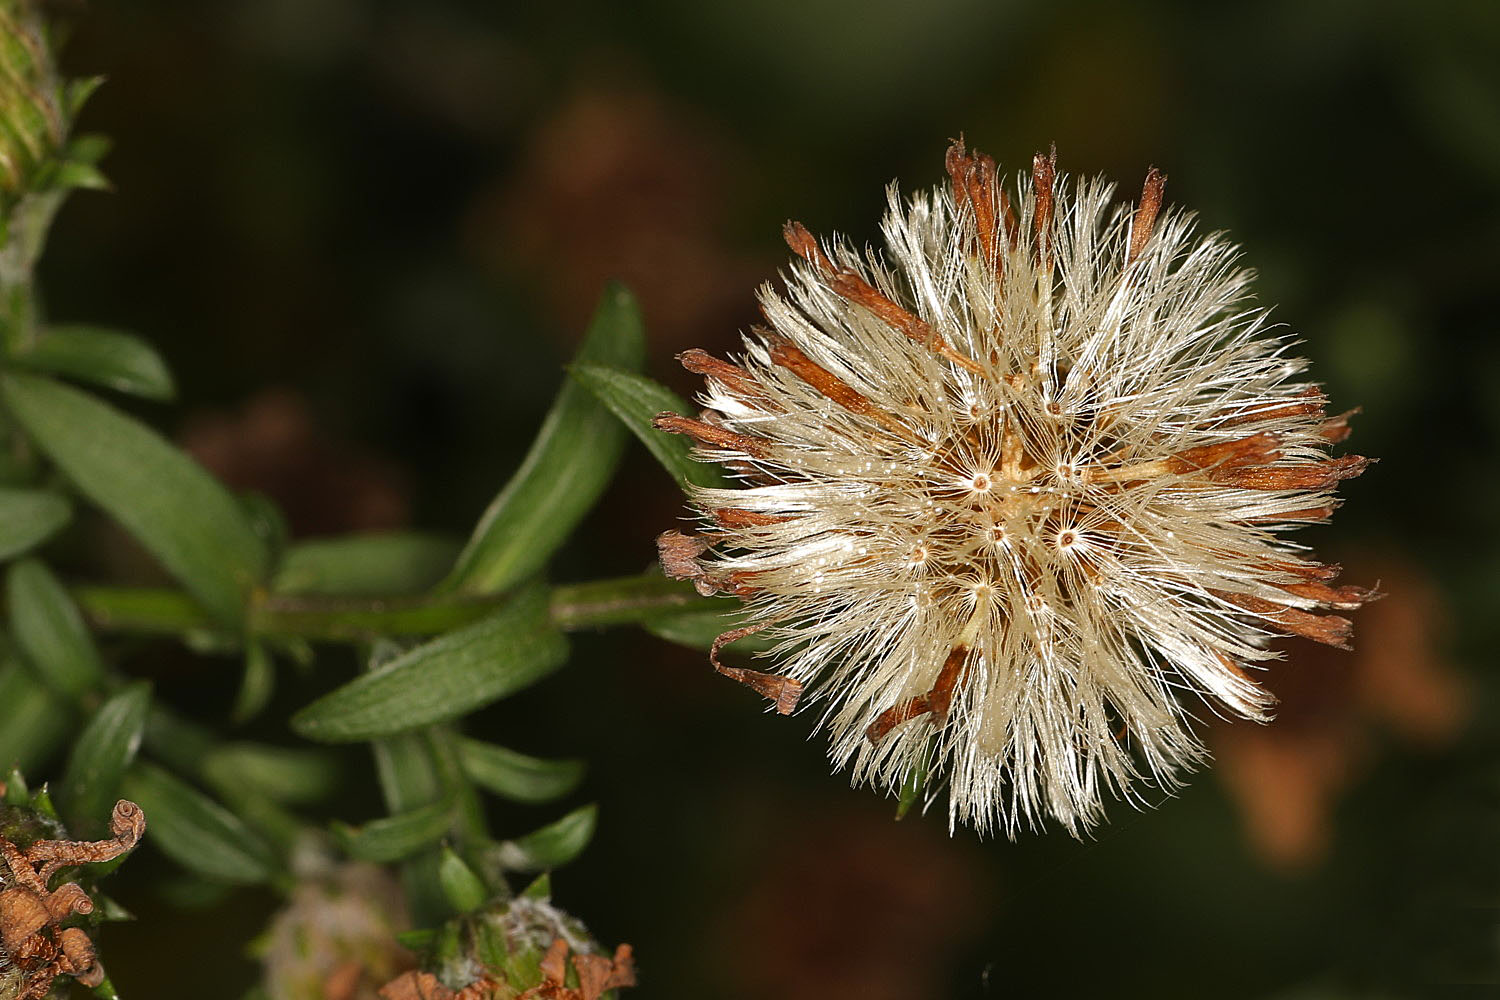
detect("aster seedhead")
[657,140,1371,837]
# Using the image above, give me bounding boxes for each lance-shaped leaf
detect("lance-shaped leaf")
[292,586,567,743]
[438,845,489,913]
[333,797,457,863]
[570,363,728,491]
[0,661,71,773]
[642,599,776,655]
[8,558,106,699]
[0,373,269,624]
[372,728,450,927]
[59,682,151,835]
[273,533,461,597]
[201,743,341,805]
[496,804,597,872]
[0,487,71,559]
[440,283,645,595]
[454,736,584,804]
[231,640,276,725]
[121,762,276,884]
[13,324,175,401]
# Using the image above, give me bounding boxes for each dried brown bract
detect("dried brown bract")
[0,800,145,1000]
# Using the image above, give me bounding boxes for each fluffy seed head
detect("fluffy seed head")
[658,141,1370,837]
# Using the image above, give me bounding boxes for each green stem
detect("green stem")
[72,573,703,642]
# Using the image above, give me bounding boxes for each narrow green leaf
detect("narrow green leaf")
[570,363,728,491]
[0,487,71,559]
[2,769,29,804]
[371,728,449,926]
[395,929,438,951]
[0,662,71,774]
[30,786,59,820]
[141,704,216,780]
[15,325,175,400]
[231,640,275,724]
[201,743,340,805]
[455,737,584,804]
[497,804,597,871]
[65,78,107,119]
[643,602,776,655]
[520,872,551,900]
[438,845,488,913]
[91,894,134,923]
[292,586,568,743]
[121,762,276,884]
[333,798,456,863]
[440,283,645,595]
[54,160,110,192]
[59,682,151,835]
[0,373,269,623]
[895,737,936,821]
[8,558,106,699]
[273,533,460,597]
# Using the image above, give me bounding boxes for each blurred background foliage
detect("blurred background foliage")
[27,0,1498,995]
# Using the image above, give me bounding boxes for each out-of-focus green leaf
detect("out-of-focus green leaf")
[2,769,29,804]
[14,325,175,400]
[59,682,150,835]
[454,737,584,804]
[0,487,70,559]
[496,804,597,872]
[371,727,449,926]
[395,929,438,951]
[230,640,275,725]
[7,558,106,699]
[642,601,776,655]
[91,894,133,923]
[273,533,461,597]
[438,845,488,913]
[201,743,340,805]
[292,586,567,743]
[0,373,269,624]
[120,762,276,884]
[238,492,289,567]
[0,661,71,773]
[64,77,105,118]
[440,283,645,595]
[570,363,728,491]
[520,871,551,900]
[333,797,456,864]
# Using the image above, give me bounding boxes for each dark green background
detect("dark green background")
[33,0,1500,995]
